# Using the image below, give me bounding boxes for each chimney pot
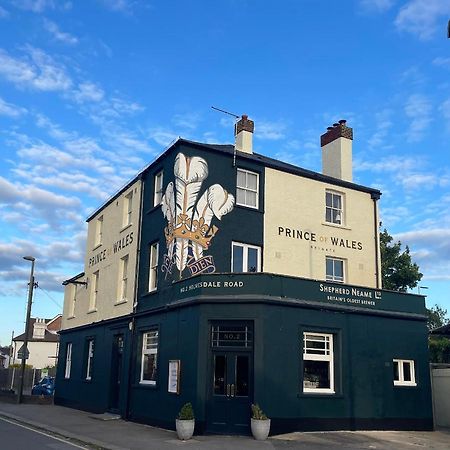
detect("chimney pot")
[339,119,346,125]
[327,126,333,131]
[333,123,339,127]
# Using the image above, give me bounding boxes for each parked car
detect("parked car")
[31,376,55,396]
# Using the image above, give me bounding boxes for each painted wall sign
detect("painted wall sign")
[162,153,235,280]
[88,231,134,267]
[179,280,245,294]
[277,226,363,250]
[319,283,381,307]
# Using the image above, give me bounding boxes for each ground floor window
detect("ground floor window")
[64,342,72,379]
[393,359,416,386]
[86,339,94,381]
[140,330,159,385]
[303,332,334,394]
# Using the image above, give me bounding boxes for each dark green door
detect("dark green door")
[207,322,253,434]
[109,334,124,412]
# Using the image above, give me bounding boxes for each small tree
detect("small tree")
[427,304,450,332]
[380,229,422,292]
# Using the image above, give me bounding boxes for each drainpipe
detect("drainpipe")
[371,192,381,289]
[125,177,145,420]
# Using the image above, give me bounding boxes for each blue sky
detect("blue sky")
[0,0,449,345]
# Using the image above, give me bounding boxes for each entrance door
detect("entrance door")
[207,322,253,434]
[109,334,124,412]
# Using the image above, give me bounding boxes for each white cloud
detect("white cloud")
[395,0,450,40]
[367,109,393,149]
[440,98,450,129]
[173,112,201,130]
[0,97,27,117]
[255,121,286,141]
[11,0,55,12]
[147,128,178,147]
[360,0,396,12]
[71,82,104,103]
[43,19,78,45]
[0,6,9,17]
[404,94,432,142]
[0,47,72,91]
[433,57,450,70]
[355,155,419,173]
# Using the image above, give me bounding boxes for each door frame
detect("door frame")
[206,320,254,434]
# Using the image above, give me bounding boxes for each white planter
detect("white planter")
[251,418,271,440]
[176,419,195,440]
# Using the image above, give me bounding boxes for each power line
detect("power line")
[36,285,62,309]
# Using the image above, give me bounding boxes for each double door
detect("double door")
[207,322,253,434]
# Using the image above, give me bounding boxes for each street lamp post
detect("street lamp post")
[17,256,35,404]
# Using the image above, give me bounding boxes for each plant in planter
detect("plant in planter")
[251,403,271,440]
[176,402,195,440]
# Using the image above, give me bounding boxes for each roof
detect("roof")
[430,323,450,336]
[86,137,381,221]
[13,316,61,343]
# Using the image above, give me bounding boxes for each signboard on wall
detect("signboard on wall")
[168,360,180,394]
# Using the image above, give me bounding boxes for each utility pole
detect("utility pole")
[17,256,35,404]
[9,331,14,367]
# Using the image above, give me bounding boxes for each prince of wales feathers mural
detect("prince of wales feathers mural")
[161,153,235,279]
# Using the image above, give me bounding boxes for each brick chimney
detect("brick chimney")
[234,114,254,154]
[320,120,353,182]
[32,318,46,339]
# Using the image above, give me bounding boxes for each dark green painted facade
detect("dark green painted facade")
[55,140,432,435]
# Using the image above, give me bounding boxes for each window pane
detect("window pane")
[403,362,412,382]
[237,170,245,188]
[393,361,399,381]
[236,188,245,205]
[333,194,341,209]
[326,258,334,277]
[303,360,330,390]
[214,355,226,395]
[332,209,341,224]
[247,173,258,190]
[246,191,257,208]
[334,260,343,278]
[232,245,243,272]
[326,208,332,222]
[235,355,249,397]
[142,353,157,382]
[247,247,258,272]
[326,192,332,207]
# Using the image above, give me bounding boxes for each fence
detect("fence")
[431,364,450,428]
[0,367,56,395]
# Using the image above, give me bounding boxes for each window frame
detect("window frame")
[236,168,259,209]
[231,241,262,273]
[326,256,345,283]
[94,215,103,247]
[148,242,159,292]
[119,254,129,302]
[123,191,133,227]
[325,190,344,226]
[140,329,159,385]
[303,332,335,394]
[153,171,164,207]
[64,342,72,379]
[90,271,99,311]
[393,359,417,387]
[86,339,94,381]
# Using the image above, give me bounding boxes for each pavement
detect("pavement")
[0,402,449,450]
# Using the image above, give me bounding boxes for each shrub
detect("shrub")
[251,403,268,420]
[178,402,194,420]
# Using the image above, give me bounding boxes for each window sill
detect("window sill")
[235,202,260,211]
[298,392,341,398]
[394,382,417,387]
[92,243,102,251]
[120,223,133,233]
[115,299,128,306]
[135,382,158,389]
[321,222,351,231]
[87,308,98,314]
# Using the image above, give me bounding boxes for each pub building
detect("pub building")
[56,117,433,435]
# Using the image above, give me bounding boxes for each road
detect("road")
[0,416,89,450]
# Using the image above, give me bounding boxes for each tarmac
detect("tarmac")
[0,401,449,450]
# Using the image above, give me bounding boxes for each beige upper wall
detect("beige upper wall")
[264,168,379,288]
[62,179,142,330]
